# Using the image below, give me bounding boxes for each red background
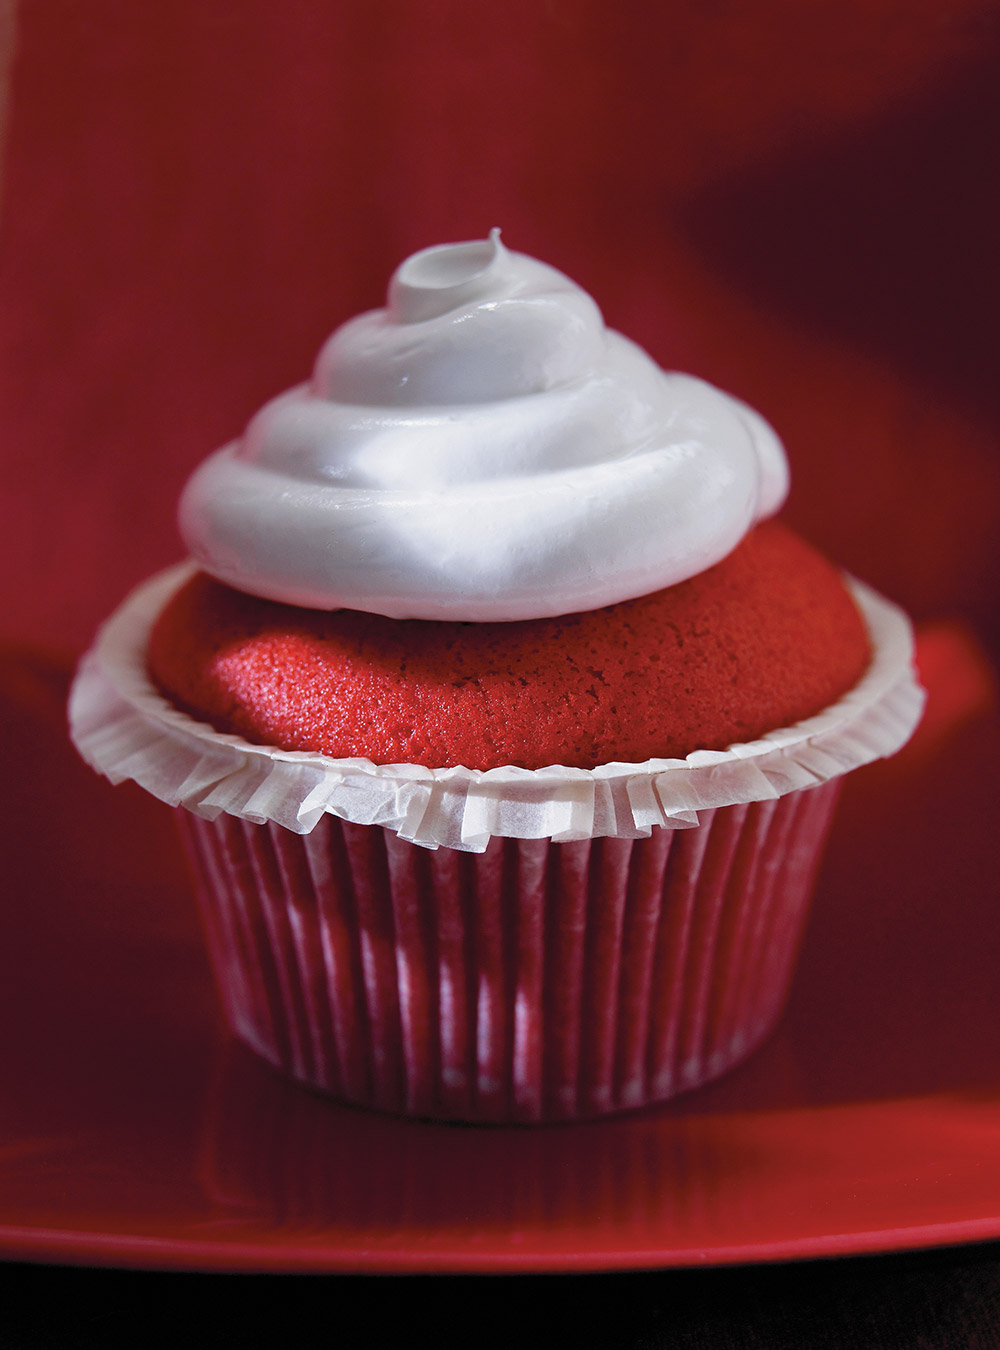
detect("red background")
[3,1,1000,1298]
[0,0,998,661]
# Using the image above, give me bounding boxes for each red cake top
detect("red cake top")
[149,521,871,771]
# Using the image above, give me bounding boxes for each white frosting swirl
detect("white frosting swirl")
[179,231,789,621]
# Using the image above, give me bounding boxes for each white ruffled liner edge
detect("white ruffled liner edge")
[68,562,926,853]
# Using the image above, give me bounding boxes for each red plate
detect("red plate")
[0,626,997,1273]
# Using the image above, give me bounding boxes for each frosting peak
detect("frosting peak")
[179,236,789,621]
[387,228,510,322]
[313,228,604,407]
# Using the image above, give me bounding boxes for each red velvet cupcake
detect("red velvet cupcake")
[70,236,923,1121]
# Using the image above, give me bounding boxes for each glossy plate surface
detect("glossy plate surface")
[1,627,998,1273]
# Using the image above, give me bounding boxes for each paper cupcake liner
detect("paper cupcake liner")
[68,561,921,1120]
[178,780,839,1122]
[68,561,924,852]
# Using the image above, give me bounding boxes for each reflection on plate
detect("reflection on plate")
[0,626,998,1272]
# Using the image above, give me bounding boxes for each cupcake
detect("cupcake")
[69,232,923,1123]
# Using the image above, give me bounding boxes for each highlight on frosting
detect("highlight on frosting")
[179,230,790,622]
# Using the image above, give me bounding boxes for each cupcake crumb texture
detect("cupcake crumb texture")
[148,522,870,772]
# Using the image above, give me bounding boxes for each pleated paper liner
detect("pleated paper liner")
[178,779,839,1123]
[68,562,922,1122]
